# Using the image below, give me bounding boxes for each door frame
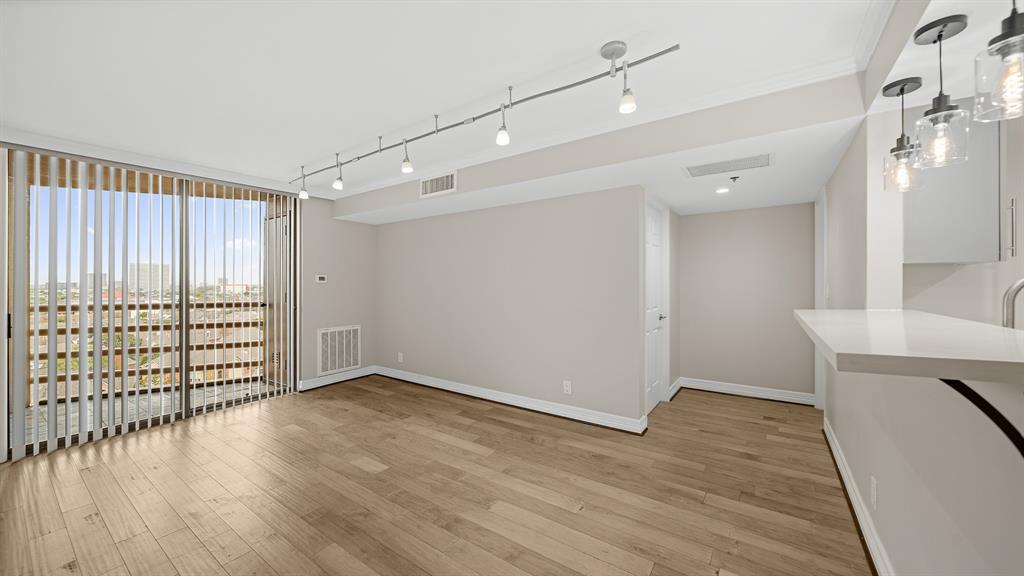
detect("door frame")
[644,197,672,414]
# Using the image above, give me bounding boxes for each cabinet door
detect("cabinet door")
[1001,117,1023,264]
[903,99,1001,264]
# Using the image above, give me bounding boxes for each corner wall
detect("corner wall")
[299,198,378,382]
[675,203,815,395]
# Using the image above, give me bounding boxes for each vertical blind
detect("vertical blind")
[2,146,297,462]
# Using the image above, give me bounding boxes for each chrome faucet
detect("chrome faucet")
[1004,277,1024,328]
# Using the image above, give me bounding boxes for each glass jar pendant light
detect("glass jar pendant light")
[975,1,1024,121]
[882,77,923,193]
[913,15,970,169]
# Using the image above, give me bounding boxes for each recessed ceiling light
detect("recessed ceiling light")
[715,187,729,194]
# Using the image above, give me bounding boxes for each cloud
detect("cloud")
[225,238,255,251]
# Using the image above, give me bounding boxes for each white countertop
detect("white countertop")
[794,309,1024,385]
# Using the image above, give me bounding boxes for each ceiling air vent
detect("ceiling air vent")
[685,154,771,178]
[420,172,457,198]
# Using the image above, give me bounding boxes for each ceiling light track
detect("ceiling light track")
[289,42,680,187]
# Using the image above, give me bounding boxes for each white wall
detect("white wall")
[822,111,1024,575]
[300,198,378,382]
[374,186,646,420]
[675,203,815,394]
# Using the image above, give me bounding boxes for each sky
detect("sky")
[29,185,272,288]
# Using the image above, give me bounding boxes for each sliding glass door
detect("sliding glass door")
[2,146,296,461]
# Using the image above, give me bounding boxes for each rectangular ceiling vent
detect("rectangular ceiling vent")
[420,172,457,198]
[685,154,771,178]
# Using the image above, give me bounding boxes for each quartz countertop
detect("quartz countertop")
[794,309,1024,385]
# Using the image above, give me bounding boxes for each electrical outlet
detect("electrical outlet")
[397,352,404,363]
[870,476,878,511]
[562,380,572,395]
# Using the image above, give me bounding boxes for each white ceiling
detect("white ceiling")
[341,117,863,224]
[1,1,892,199]
[872,1,1013,113]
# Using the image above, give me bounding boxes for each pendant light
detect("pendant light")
[401,139,414,174]
[913,15,970,169]
[975,1,1024,121]
[619,59,637,114]
[882,77,923,193]
[496,103,510,146]
[332,153,344,191]
[298,165,309,199]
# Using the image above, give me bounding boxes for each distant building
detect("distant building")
[128,263,171,293]
[86,273,108,289]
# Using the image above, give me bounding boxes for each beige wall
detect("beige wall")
[374,186,645,419]
[825,119,868,309]
[823,111,1024,574]
[675,203,815,393]
[299,198,378,382]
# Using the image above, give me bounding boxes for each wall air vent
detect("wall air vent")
[685,154,771,178]
[318,325,361,376]
[420,172,457,198]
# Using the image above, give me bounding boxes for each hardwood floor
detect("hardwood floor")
[0,375,872,576]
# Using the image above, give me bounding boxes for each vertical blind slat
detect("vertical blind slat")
[1,148,9,463]
[64,159,73,446]
[31,153,41,452]
[47,156,58,449]
[107,166,115,436]
[12,151,28,460]
[77,161,88,444]
[92,163,102,436]
[120,169,129,432]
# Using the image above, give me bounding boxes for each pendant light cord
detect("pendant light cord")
[900,89,906,137]
[937,34,945,95]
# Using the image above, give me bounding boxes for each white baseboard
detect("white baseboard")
[823,418,893,576]
[675,376,816,405]
[298,365,378,392]
[374,366,647,434]
[666,377,684,401]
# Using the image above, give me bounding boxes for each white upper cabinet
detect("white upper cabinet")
[904,98,1002,264]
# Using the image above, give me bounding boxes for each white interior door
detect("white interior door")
[645,203,667,414]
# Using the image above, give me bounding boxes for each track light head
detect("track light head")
[401,139,414,174]
[618,60,636,114]
[619,88,637,114]
[332,153,344,191]
[299,165,310,199]
[496,104,510,146]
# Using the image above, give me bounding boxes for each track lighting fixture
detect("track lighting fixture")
[975,0,1024,121]
[332,153,344,191]
[496,103,510,146]
[401,139,414,174]
[882,77,923,193]
[913,15,970,169]
[298,165,309,200]
[290,41,680,189]
[619,60,637,114]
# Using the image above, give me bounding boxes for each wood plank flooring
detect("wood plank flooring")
[0,375,872,576]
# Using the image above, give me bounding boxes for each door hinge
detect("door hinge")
[7,313,11,339]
